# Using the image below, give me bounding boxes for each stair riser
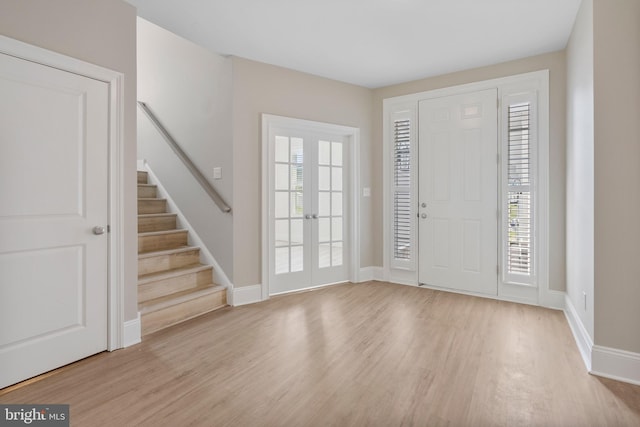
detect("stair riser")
[138,199,167,214]
[138,231,188,253]
[138,268,212,303]
[138,249,200,276]
[137,171,148,184]
[138,186,157,198]
[142,289,226,335]
[138,216,177,233]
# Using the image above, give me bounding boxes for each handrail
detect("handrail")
[137,101,231,214]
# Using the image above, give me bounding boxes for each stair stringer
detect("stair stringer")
[138,160,234,304]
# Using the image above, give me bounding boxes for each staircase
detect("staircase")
[137,170,227,336]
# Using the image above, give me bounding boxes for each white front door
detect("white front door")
[0,53,109,388]
[418,89,498,295]
[268,126,348,295]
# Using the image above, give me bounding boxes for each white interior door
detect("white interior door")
[269,127,348,295]
[418,89,498,295]
[0,53,109,388]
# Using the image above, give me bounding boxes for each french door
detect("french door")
[268,125,349,295]
[418,89,498,295]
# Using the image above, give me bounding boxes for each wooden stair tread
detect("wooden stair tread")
[138,263,211,284]
[138,245,199,259]
[138,229,187,237]
[140,284,226,313]
[138,197,166,201]
[137,184,156,187]
[138,213,177,218]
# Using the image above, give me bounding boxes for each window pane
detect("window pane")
[275,247,289,274]
[318,166,330,191]
[290,192,303,217]
[275,164,289,190]
[275,136,289,163]
[291,219,303,245]
[319,140,331,165]
[318,218,330,242]
[291,246,303,272]
[275,192,289,218]
[291,137,303,164]
[275,219,289,247]
[318,191,330,216]
[332,167,342,191]
[332,242,343,266]
[318,243,331,268]
[332,192,342,216]
[332,217,342,241]
[332,141,342,166]
[290,164,303,191]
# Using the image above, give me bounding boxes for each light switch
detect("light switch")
[213,167,222,179]
[363,187,371,197]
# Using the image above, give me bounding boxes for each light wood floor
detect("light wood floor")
[2,282,639,426]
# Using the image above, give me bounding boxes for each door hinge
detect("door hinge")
[107,225,111,233]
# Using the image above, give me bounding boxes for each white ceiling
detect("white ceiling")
[126,0,582,88]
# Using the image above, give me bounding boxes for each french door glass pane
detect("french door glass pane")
[275,219,289,246]
[275,136,289,162]
[318,192,330,216]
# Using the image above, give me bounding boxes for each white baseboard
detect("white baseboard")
[563,294,593,371]
[233,284,263,306]
[591,345,640,386]
[358,267,383,282]
[123,313,141,347]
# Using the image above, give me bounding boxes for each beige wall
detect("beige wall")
[566,0,595,339]
[373,52,567,292]
[232,57,373,287]
[593,0,640,353]
[137,18,234,280]
[0,0,138,321]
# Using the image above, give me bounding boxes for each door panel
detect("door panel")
[0,53,109,388]
[418,89,498,295]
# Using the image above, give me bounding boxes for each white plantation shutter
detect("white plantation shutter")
[391,109,415,268]
[504,95,536,284]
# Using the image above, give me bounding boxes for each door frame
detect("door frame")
[0,35,126,350]
[383,70,558,308]
[261,114,360,299]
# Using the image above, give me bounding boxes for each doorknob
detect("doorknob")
[93,226,106,235]
[312,214,318,219]
[305,214,312,219]
[421,213,427,219]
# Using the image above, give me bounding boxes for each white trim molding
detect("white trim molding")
[233,284,263,306]
[0,35,127,351]
[592,346,640,386]
[123,313,141,347]
[564,294,594,370]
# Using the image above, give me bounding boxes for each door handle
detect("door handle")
[305,214,312,219]
[312,214,318,219]
[421,213,427,219]
[93,226,106,235]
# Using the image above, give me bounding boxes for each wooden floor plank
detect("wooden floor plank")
[1,282,639,426]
